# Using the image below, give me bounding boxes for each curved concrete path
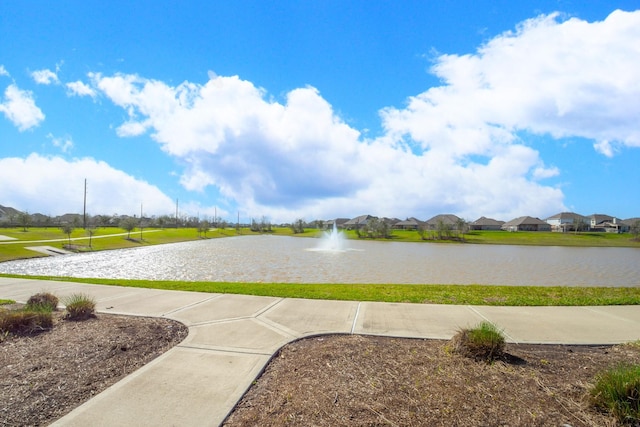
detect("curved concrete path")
[1,277,639,426]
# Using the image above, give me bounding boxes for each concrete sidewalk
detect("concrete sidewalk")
[1,277,639,426]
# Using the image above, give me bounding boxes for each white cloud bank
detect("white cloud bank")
[0,154,175,216]
[0,84,45,131]
[78,9,640,221]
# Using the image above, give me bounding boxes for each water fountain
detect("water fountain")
[313,222,347,252]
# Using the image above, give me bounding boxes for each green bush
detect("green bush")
[591,363,640,424]
[450,321,506,362]
[0,309,53,334]
[63,293,96,320]
[25,292,59,312]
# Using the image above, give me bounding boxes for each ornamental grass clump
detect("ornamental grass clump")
[0,309,53,335]
[63,293,96,321]
[450,321,506,362]
[25,292,59,312]
[590,363,640,424]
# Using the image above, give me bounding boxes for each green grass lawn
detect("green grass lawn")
[2,275,639,306]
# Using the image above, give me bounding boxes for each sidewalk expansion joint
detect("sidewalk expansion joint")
[162,294,223,316]
[177,343,274,356]
[350,302,362,334]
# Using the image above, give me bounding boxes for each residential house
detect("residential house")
[501,216,551,232]
[469,216,505,231]
[588,214,629,233]
[343,214,376,230]
[545,212,588,232]
[392,217,425,230]
[424,214,461,230]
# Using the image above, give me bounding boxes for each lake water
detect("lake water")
[0,235,638,287]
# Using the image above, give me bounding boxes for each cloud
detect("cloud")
[381,10,640,156]
[66,80,97,98]
[31,68,60,85]
[0,65,9,77]
[80,10,640,221]
[47,133,74,153]
[0,154,175,216]
[0,84,45,131]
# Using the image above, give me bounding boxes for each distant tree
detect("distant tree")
[631,220,640,241]
[86,225,97,248]
[119,217,137,239]
[417,224,428,240]
[573,218,587,234]
[197,220,210,238]
[60,223,75,246]
[455,218,468,240]
[19,211,31,232]
[290,218,305,234]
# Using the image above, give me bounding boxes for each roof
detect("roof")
[394,217,425,227]
[545,212,588,221]
[503,216,548,226]
[343,214,376,226]
[424,214,461,225]
[471,216,504,226]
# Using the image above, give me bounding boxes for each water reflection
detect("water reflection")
[0,235,638,287]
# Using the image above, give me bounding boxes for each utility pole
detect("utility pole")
[140,202,143,240]
[83,179,87,229]
[175,198,179,228]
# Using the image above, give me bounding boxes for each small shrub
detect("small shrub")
[63,293,96,321]
[0,309,53,334]
[450,321,506,362]
[591,363,640,424]
[26,292,59,312]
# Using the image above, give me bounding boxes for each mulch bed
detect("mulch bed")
[223,334,640,427]
[2,306,639,427]
[0,309,188,426]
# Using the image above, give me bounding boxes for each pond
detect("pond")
[0,235,638,287]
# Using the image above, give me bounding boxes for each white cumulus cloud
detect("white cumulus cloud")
[31,68,60,85]
[0,154,176,216]
[0,84,45,131]
[66,80,97,98]
[0,65,9,77]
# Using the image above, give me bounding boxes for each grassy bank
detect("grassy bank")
[0,227,235,262]
[2,275,639,306]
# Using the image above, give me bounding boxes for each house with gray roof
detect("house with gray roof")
[392,217,425,230]
[469,216,505,231]
[424,214,461,230]
[343,214,376,230]
[588,214,628,233]
[545,212,588,232]
[501,216,551,232]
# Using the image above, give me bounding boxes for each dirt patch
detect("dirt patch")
[223,335,640,427]
[0,310,188,426]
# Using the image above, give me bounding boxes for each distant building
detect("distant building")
[545,212,588,232]
[423,214,461,230]
[588,214,629,233]
[469,216,505,231]
[392,217,425,230]
[501,216,551,232]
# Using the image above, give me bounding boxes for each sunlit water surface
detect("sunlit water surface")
[0,235,638,286]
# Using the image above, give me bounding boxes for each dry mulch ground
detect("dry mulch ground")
[0,307,188,426]
[224,335,640,427]
[2,306,639,427]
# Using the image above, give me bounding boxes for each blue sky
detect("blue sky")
[1,1,639,223]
